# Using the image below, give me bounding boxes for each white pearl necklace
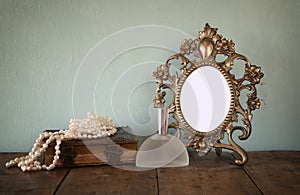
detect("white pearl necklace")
[6,112,117,172]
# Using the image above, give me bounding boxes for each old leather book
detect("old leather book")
[44,127,137,167]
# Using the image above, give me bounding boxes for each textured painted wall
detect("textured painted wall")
[0,0,299,152]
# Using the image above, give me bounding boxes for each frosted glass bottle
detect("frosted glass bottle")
[136,108,189,168]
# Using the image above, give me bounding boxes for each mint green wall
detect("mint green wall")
[0,0,299,152]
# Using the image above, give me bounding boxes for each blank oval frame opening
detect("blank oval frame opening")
[180,66,231,132]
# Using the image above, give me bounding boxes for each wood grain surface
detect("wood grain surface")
[0,153,69,195]
[1,151,299,195]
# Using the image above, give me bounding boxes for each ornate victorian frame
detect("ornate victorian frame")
[152,23,264,165]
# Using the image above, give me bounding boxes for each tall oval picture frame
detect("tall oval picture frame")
[152,23,264,165]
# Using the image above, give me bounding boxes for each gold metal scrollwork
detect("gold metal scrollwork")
[152,23,264,165]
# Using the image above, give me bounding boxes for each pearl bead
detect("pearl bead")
[21,166,26,172]
[47,164,55,170]
[46,139,52,144]
[54,155,59,160]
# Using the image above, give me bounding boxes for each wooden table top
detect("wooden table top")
[0,151,299,195]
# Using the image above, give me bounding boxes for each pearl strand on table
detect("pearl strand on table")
[5,112,117,172]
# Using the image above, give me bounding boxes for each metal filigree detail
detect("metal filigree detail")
[152,23,264,165]
[153,91,166,108]
[245,64,264,85]
[180,23,235,59]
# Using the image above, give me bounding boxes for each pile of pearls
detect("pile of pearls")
[6,112,117,172]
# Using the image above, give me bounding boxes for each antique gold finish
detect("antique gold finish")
[152,23,264,165]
